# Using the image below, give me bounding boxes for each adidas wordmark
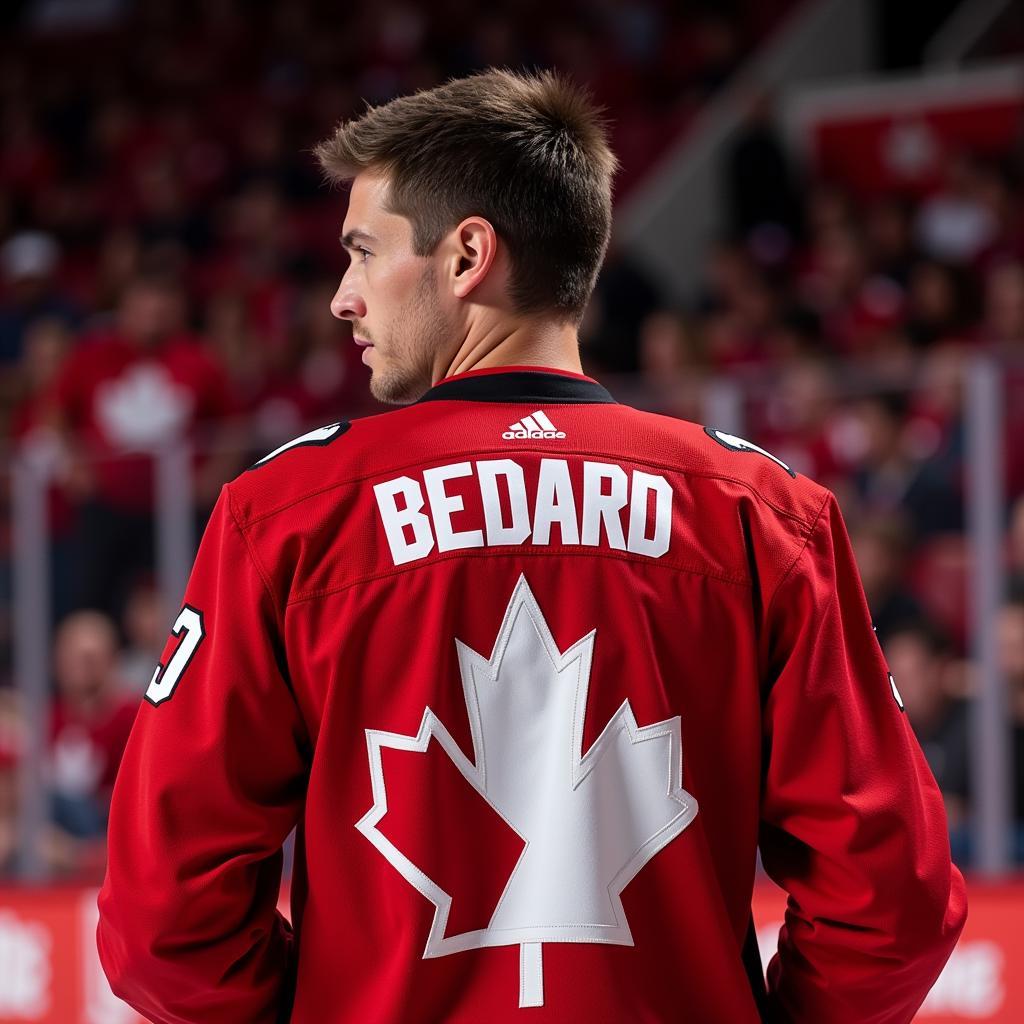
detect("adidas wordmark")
[502,410,566,440]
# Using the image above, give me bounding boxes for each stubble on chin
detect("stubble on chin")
[368,355,426,405]
[368,266,449,405]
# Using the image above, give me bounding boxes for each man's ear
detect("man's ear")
[449,217,498,300]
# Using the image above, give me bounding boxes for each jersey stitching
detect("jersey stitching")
[237,443,821,530]
[285,545,752,607]
[225,483,314,755]
[757,489,832,681]
[764,490,831,616]
[225,482,285,632]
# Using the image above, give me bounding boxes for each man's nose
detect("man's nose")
[330,275,366,321]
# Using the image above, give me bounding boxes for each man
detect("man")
[97,69,966,1023]
[50,612,137,834]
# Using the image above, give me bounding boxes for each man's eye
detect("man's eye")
[357,247,372,262]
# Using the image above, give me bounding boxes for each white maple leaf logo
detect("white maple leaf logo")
[357,573,699,1008]
[95,363,195,451]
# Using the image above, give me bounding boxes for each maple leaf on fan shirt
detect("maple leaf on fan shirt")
[357,573,699,1009]
[95,363,195,451]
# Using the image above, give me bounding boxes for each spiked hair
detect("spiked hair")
[314,68,618,323]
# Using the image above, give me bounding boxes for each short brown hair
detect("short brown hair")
[314,68,617,323]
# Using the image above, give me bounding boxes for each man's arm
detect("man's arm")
[97,484,309,1024]
[759,492,967,1023]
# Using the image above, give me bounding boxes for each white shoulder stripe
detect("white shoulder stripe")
[252,422,345,467]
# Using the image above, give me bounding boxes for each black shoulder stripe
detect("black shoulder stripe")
[703,426,796,478]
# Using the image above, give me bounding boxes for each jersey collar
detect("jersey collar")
[415,365,618,405]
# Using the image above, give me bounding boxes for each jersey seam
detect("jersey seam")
[225,482,286,633]
[755,489,830,689]
[226,483,314,758]
[237,444,821,530]
[285,546,752,607]
[761,489,832,631]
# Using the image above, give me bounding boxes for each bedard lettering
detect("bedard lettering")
[373,458,672,566]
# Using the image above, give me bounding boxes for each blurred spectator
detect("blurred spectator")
[91,226,143,313]
[904,260,974,349]
[48,611,137,873]
[804,182,854,237]
[908,534,971,655]
[850,517,924,644]
[0,230,80,366]
[915,153,1000,265]
[796,225,870,350]
[8,317,73,436]
[695,243,782,368]
[633,310,703,420]
[8,316,79,621]
[833,393,918,520]
[1010,494,1024,596]
[757,359,841,482]
[0,689,25,877]
[695,242,759,319]
[115,580,166,696]
[726,92,800,255]
[248,278,372,452]
[0,751,15,877]
[980,259,1024,346]
[581,246,663,374]
[883,619,970,859]
[44,271,241,619]
[863,196,916,286]
[997,598,1024,859]
[900,344,968,538]
[204,289,270,413]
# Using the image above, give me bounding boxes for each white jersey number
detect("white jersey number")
[145,605,206,706]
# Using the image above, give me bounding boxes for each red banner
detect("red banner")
[0,879,1019,1021]
[788,64,1024,199]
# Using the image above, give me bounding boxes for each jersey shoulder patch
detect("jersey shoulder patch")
[247,420,351,471]
[702,427,795,478]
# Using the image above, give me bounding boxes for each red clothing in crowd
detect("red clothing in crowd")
[50,693,138,807]
[50,330,236,512]
[9,391,78,537]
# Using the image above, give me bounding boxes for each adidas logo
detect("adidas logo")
[502,410,566,440]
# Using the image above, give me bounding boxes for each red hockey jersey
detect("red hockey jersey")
[97,365,967,1023]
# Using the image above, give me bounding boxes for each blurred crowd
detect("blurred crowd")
[0,0,1022,880]
[0,0,791,879]
[587,108,1024,864]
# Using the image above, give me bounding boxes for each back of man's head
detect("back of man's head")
[314,67,618,324]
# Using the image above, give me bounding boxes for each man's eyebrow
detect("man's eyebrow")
[339,229,377,249]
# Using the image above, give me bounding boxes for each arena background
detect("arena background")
[1,0,1022,1020]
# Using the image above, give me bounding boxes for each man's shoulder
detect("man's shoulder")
[618,407,829,533]
[223,406,411,527]
[224,400,829,539]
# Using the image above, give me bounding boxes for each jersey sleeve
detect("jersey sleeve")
[97,484,309,1024]
[758,492,967,1024]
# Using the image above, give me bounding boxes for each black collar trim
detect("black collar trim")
[415,370,618,405]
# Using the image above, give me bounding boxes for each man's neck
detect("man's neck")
[436,318,582,384]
